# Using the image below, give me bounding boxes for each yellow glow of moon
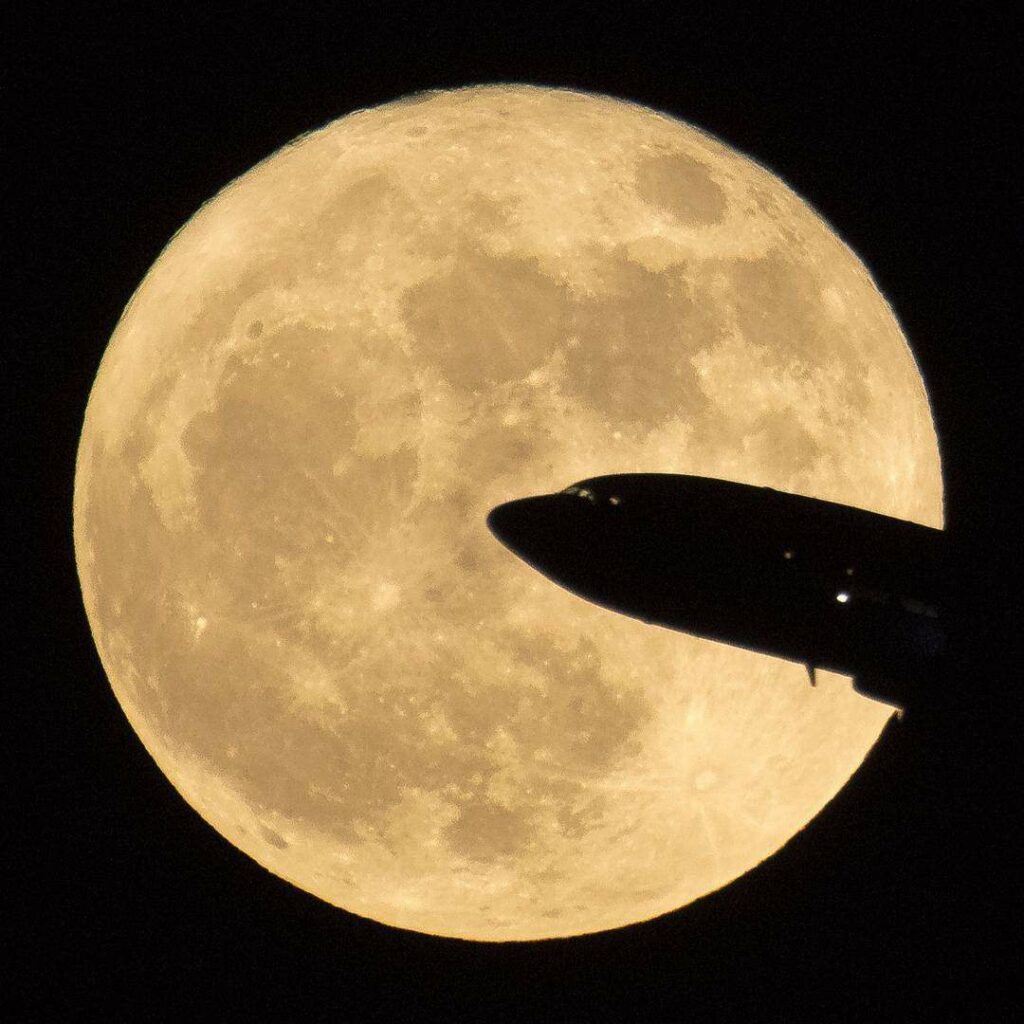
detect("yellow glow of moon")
[73,85,942,941]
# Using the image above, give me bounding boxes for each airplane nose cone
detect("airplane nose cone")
[486,494,588,572]
[487,492,635,612]
[486,495,556,550]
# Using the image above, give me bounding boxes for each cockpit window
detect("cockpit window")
[561,483,624,506]
[560,484,598,502]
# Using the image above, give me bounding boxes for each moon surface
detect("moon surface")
[73,85,942,941]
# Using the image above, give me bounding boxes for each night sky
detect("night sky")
[12,7,1018,1020]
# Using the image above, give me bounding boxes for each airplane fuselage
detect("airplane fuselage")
[487,474,948,709]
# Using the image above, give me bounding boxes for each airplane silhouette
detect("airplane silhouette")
[487,474,953,711]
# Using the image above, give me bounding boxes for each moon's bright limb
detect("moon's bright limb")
[73,85,942,941]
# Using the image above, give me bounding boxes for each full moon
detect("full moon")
[74,85,942,941]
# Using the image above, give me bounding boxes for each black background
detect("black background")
[11,6,1019,1020]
